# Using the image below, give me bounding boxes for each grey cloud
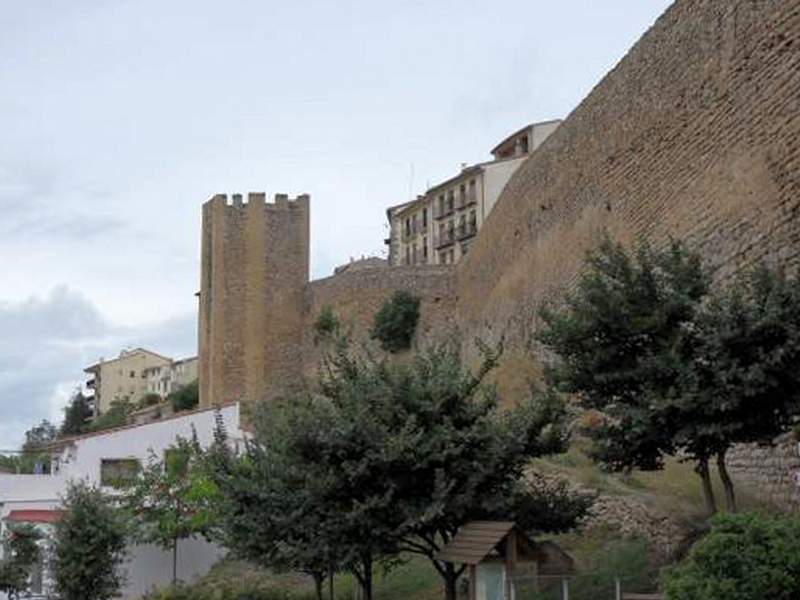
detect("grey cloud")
[0,287,196,449]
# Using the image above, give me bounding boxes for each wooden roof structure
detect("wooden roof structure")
[436,521,517,565]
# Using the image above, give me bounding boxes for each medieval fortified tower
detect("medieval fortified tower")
[198,0,800,505]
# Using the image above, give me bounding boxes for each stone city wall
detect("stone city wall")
[302,264,458,377]
[456,0,800,404]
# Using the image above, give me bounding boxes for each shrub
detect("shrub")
[168,380,199,413]
[370,290,420,352]
[87,398,134,432]
[662,512,800,600]
[0,523,42,596]
[51,481,129,600]
[141,560,315,600]
[313,306,340,343]
[138,393,162,409]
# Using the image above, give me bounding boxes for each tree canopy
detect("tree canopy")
[51,481,129,600]
[209,338,591,600]
[537,237,800,514]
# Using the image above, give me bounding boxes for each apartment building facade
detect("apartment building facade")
[144,356,199,398]
[386,120,561,266]
[84,348,172,415]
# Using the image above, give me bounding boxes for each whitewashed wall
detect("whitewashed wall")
[0,403,242,599]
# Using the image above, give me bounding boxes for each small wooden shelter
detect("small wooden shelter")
[437,521,574,600]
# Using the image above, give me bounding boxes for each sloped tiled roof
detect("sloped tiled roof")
[436,521,515,565]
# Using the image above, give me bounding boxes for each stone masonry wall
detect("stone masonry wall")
[455,0,800,500]
[302,265,458,378]
[199,193,309,408]
[727,434,800,511]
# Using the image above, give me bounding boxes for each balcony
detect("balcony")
[457,192,478,211]
[435,229,456,249]
[86,378,96,389]
[433,204,455,220]
[457,222,478,240]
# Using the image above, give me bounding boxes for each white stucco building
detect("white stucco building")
[0,403,244,599]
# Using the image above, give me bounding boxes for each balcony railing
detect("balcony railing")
[86,378,96,388]
[457,222,478,240]
[456,192,478,210]
[433,205,455,220]
[435,230,456,249]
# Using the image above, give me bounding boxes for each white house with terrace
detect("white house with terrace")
[0,402,244,599]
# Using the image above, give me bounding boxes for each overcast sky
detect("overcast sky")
[0,0,672,449]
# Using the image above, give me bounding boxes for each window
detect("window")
[412,244,418,264]
[438,195,445,216]
[469,179,476,201]
[447,190,454,212]
[405,218,411,236]
[459,184,466,205]
[449,249,455,263]
[423,238,428,260]
[130,370,136,378]
[100,458,141,488]
[422,208,428,228]
[405,247,410,265]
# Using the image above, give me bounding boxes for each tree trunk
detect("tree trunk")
[443,562,459,600]
[172,537,178,584]
[696,456,717,516]
[361,554,373,600]
[312,572,324,600]
[717,450,738,513]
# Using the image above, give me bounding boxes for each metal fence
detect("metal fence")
[508,574,661,600]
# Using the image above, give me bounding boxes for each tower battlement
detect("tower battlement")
[206,192,311,211]
[199,190,310,408]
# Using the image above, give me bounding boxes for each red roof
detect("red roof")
[5,510,62,524]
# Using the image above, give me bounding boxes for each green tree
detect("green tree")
[663,512,800,600]
[168,380,199,413]
[22,420,57,452]
[208,407,343,600]
[51,481,129,600]
[61,388,93,436]
[125,435,221,584]
[672,266,800,512]
[370,290,420,352]
[538,237,800,515]
[0,523,42,598]
[317,340,590,600]
[538,238,711,506]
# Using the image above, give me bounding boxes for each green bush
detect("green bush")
[142,560,315,600]
[313,306,340,343]
[662,512,800,600]
[87,398,134,432]
[137,393,162,409]
[168,380,199,413]
[370,290,420,352]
